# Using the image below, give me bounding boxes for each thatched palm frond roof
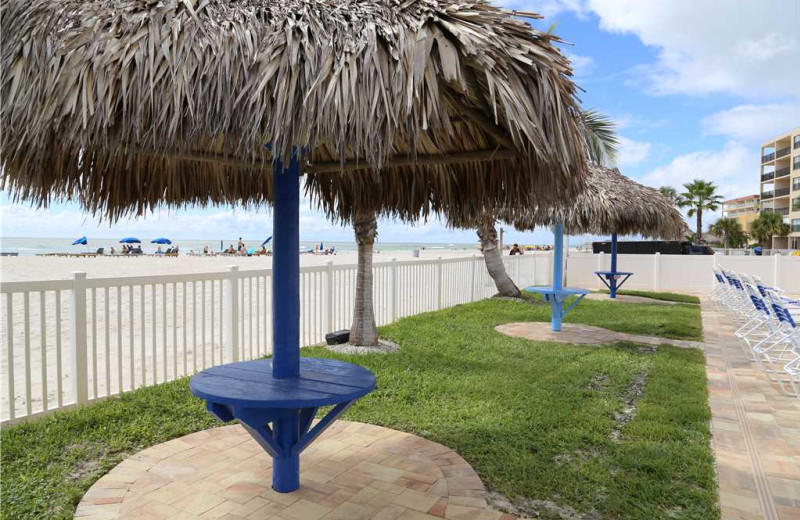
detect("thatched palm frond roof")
[2,0,587,220]
[496,165,686,239]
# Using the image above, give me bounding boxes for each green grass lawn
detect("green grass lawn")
[596,289,701,305]
[1,298,715,520]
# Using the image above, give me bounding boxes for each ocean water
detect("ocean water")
[0,237,478,256]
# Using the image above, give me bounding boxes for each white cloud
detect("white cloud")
[564,52,595,78]
[641,141,758,199]
[585,0,800,98]
[616,136,651,167]
[702,104,800,142]
[527,0,799,99]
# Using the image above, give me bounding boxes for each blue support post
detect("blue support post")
[610,233,618,298]
[271,152,301,492]
[551,220,565,331]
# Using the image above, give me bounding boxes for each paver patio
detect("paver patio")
[702,300,800,520]
[74,421,519,520]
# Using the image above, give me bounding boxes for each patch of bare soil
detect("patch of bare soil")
[610,373,647,442]
[487,491,601,520]
[325,339,399,355]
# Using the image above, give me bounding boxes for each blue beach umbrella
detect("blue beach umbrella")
[119,237,141,244]
[261,236,273,247]
[72,236,87,246]
[151,238,172,244]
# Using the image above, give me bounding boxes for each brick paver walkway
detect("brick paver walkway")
[495,322,705,349]
[702,301,800,520]
[584,293,681,305]
[74,421,520,520]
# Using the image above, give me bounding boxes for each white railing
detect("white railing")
[0,254,541,425]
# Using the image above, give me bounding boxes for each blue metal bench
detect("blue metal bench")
[525,286,589,331]
[594,270,633,298]
[525,220,588,331]
[189,152,376,493]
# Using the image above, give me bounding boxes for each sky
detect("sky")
[2,0,799,245]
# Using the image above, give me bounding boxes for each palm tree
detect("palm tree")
[708,218,747,248]
[659,186,680,206]
[349,211,379,346]
[678,180,723,244]
[476,216,521,297]
[750,211,790,247]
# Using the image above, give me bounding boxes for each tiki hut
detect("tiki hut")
[1,0,588,493]
[503,164,685,240]
[499,164,686,330]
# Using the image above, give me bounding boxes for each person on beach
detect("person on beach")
[110,246,116,255]
[203,245,210,255]
[509,243,523,255]
[237,237,245,251]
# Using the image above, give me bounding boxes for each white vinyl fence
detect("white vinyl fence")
[566,252,799,293]
[3,251,796,426]
[0,254,544,425]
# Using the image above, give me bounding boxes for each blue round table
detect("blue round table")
[190,357,375,492]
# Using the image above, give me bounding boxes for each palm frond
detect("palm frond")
[578,109,619,166]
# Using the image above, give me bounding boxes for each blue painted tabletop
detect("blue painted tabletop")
[594,271,634,276]
[525,286,589,296]
[190,358,376,409]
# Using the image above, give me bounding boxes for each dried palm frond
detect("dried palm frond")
[2,0,587,221]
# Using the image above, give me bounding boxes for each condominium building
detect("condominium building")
[722,194,760,233]
[759,126,800,249]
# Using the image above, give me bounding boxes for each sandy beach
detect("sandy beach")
[0,248,480,282]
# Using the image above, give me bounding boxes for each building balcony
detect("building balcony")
[775,187,790,197]
[763,207,790,216]
[762,152,776,163]
[761,172,775,182]
[776,147,791,159]
[762,191,774,199]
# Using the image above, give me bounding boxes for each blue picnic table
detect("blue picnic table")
[190,151,376,493]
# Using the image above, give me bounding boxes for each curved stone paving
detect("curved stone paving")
[74,421,518,520]
[495,322,704,349]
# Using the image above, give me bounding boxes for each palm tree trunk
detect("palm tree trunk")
[476,218,521,297]
[350,212,379,346]
[696,210,703,244]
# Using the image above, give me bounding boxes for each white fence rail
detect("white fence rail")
[0,254,539,425]
[3,251,797,426]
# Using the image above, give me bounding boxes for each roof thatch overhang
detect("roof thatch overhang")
[1,0,587,221]
[494,165,687,239]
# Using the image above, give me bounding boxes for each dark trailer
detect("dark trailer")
[592,240,714,255]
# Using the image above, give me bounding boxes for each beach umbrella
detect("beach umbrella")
[72,236,87,246]
[119,237,141,244]
[151,238,172,245]
[1,0,588,493]
[261,237,272,247]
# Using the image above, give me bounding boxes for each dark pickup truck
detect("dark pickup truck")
[592,240,714,255]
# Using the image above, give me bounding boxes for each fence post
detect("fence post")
[390,258,398,322]
[470,255,477,302]
[225,266,240,362]
[70,272,89,405]
[436,257,443,310]
[653,252,661,291]
[774,252,781,286]
[597,252,605,289]
[325,261,334,332]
